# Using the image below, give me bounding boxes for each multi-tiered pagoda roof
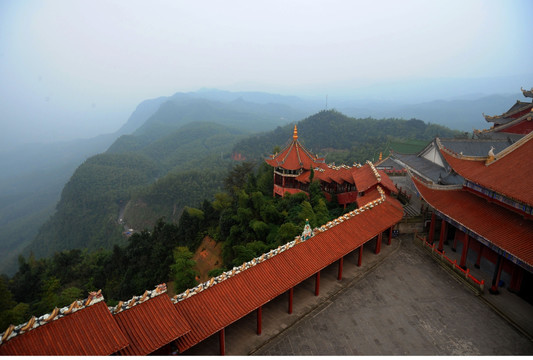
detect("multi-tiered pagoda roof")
[266,126,397,206]
[265,125,325,170]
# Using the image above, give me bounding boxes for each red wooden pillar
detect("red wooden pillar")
[256,306,262,335]
[338,257,343,280]
[490,255,504,294]
[358,244,364,267]
[315,271,320,296]
[459,232,469,269]
[219,328,225,356]
[388,226,393,245]
[437,219,447,252]
[375,233,382,254]
[428,213,436,244]
[288,287,293,314]
[475,245,483,269]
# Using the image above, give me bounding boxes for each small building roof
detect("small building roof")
[353,163,397,193]
[393,153,463,185]
[375,156,405,171]
[439,138,514,157]
[111,285,191,356]
[412,177,533,272]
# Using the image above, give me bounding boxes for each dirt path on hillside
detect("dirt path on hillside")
[193,236,224,283]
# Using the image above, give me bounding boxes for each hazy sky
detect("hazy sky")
[1,0,532,148]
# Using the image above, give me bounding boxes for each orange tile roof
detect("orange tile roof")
[265,140,324,170]
[172,192,403,352]
[440,132,533,206]
[112,287,191,356]
[377,169,398,193]
[265,127,324,170]
[412,177,533,270]
[0,300,128,356]
[356,187,381,207]
[354,163,397,194]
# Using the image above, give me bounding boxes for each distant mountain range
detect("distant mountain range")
[335,93,522,132]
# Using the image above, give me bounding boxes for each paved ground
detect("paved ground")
[254,238,533,355]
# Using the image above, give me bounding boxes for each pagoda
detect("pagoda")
[265,125,397,207]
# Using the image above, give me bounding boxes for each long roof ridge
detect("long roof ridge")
[442,131,533,165]
[0,290,105,345]
[109,284,168,315]
[172,186,387,305]
[366,160,382,183]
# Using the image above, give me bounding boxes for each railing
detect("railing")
[396,186,412,203]
[414,233,485,292]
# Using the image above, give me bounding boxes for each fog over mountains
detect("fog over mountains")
[3,74,532,151]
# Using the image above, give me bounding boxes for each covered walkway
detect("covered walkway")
[182,232,401,355]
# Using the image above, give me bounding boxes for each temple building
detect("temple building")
[265,125,397,207]
[412,131,533,300]
[381,88,533,303]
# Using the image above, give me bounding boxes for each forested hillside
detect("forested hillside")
[0,91,310,276]
[0,134,119,276]
[26,122,244,260]
[29,153,159,258]
[233,110,462,164]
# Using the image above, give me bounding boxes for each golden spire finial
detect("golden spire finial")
[293,125,298,141]
[379,152,383,161]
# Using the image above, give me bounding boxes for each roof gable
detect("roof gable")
[419,139,446,167]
